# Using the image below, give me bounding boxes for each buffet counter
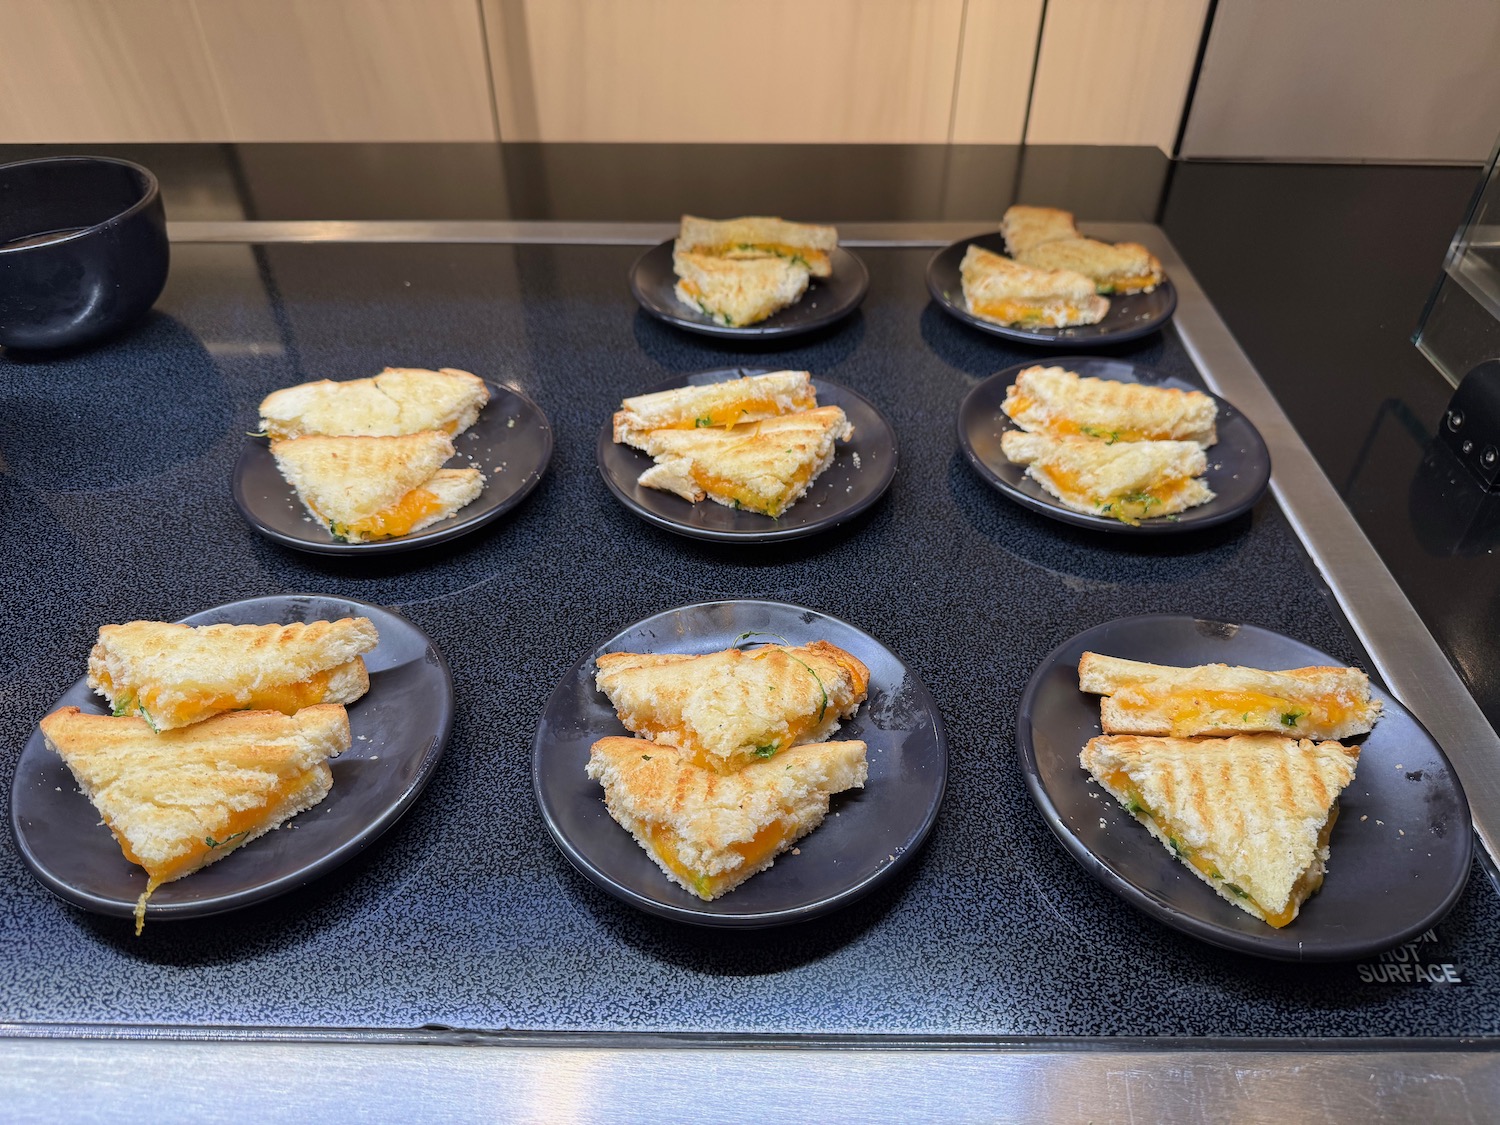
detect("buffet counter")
[1,145,1495,1121]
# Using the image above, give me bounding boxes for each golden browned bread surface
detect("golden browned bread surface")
[258,367,489,439]
[1081,733,1359,928]
[87,617,378,731]
[595,640,870,774]
[672,250,810,327]
[1001,365,1218,447]
[1016,237,1164,295]
[676,215,838,278]
[586,736,867,899]
[1000,205,1080,255]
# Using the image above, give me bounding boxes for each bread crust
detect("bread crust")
[1017,237,1163,295]
[586,736,867,899]
[1081,733,1359,926]
[259,367,489,439]
[677,214,837,277]
[613,371,815,445]
[999,205,1080,256]
[596,640,870,774]
[672,250,809,326]
[1078,652,1382,740]
[1001,430,1213,524]
[959,245,1107,328]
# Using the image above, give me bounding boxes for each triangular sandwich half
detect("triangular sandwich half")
[88,617,379,731]
[633,406,853,518]
[596,640,870,774]
[673,250,809,327]
[1078,652,1382,740]
[676,214,838,277]
[959,244,1107,329]
[39,704,351,932]
[1000,430,1213,525]
[1016,237,1164,295]
[999,205,1080,256]
[259,367,490,439]
[1002,365,1217,446]
[271,430,484,542]
[1081,734,1360,928]
[613,371,816,447]
[586,736,868,900]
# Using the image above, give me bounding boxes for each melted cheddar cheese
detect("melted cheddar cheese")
[707,243,829,271]
[97,669,340,729]
[1112,689,1359,735]
[1102,272,1161,294]
[971,298,1088,328]
[648,818,797,899]
[341,487,445,539]
[690,459,816,518]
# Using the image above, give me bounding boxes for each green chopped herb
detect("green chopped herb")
[1124,798,1145,815]
[754,742,779,758]
[1281,710,1306,727]
[1168,836,1189,858]
[1080,425,1120,445]
[204,830,248,850]
[111,698,134,718]
[641,754,652,761]
[1224,883,1251,899]
[695,415,713,428]
[137,704,159,733]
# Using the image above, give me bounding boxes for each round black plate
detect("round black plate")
[11,594,454,922]
[1016,615,1473,961]
[597,369,898,543]
[233,380,552,555]
[958,356,1271,534]
[630,240,869,339]
[533,600,948,927]
[926,232,1177,346]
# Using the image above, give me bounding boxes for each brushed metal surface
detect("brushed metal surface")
[3,1032,1499,1123]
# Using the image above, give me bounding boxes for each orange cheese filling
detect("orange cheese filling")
[661,394,819,430]
[1104,272,1161,294]
[116,767,320,933]
[706,243,829,271]
[130,668,338,728]
[971,298,1088,327]
[691,459,817,518]
[1113,688,1359,734]
[648,817,797,899]
[342,486,444,539]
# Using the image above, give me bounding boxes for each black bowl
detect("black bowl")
[0,156,169,350]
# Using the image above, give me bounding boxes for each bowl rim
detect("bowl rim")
[0,155,161,254]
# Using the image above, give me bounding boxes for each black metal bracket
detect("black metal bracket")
[1440,360,1500,490]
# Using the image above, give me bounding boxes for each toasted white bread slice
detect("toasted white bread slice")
[959,245,1108,329]
[39,704,351,932]
[259,367,490,439]
[673,250,810,327]
[596,641,870,774]
[1000,205,1080,256]
[613,371,817,446]
[1002,365,1218,447]
[676,214,838,278]
[271,431,484,542]
[1081,734,1360,928]
[1017,237,1164,295]
[1078,652,1382,740]
[87,617,379,731]
[634,406,852,518]
[1001,430,1213,525]
[587,736,867,899]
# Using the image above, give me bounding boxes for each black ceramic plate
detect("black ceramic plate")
[958,356,1271,534]
[597,369,898,543]
[233,381,552,555]
[533,600,948,927]
[10,594,454,922]
[926,232,1177,346]
[1017,615,1473,961]
[630,240,869,339]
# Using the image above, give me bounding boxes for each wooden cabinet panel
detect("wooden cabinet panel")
[0,0,230,141]
[948,0,1045,144]
[193,0,496,141]
[1024,0,1208,152]
[1181,0,1500,162]
[483,0,967,143]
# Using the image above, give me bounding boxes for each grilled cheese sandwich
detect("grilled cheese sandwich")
[672,250,810,327]
[1082,733,1360,928]
[613,371,816,445]
[271,430,484,543]
[676,215,838,279]
[259,367,489,440]
[586,736,867,899]
[959,245,1107,329]
[39,704,351,932]
[1016,237,1164,296]
[1079,652,1382,740]
[1002,365,1218,447]
[87,617,378,731]
[596,640,870,775]
[1000,430,1213,524]
[999,205,1081,256]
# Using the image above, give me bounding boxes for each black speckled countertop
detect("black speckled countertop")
[3,228,1497,1037]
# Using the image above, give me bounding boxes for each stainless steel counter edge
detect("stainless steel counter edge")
[4,1032,1499,1123]
[11,220,1498,1118]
